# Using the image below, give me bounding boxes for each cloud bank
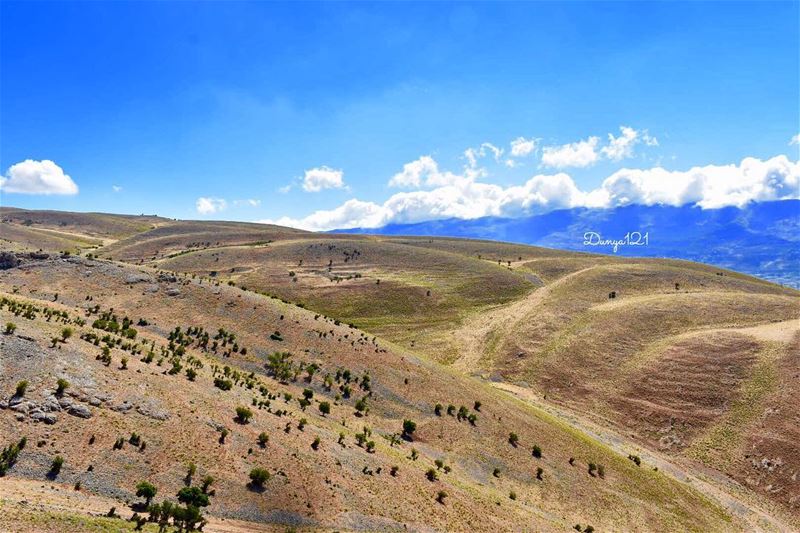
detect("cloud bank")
[1,159,78,195]
[262,155,800,231]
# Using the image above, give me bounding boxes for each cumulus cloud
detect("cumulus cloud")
[196,197,227,215]
[388,156,463,188]
[791,134,800,146]
[541,137,600,168]
[601,126,658,161]
[302,166,345,192]
[465,143,504,169]
[509,137,537,157]
[0,159,78,195]
[261,155,799,231]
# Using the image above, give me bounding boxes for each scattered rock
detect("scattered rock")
[111,401,134,413]
[31,411,58,424]
[158,273,178,283]
[68,404,92,418]
[0,251,20,270]
[136,403,170,421]
[125,273,153,284]
[165,287,181,297]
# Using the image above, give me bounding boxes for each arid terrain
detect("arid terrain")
[1,207,798,532]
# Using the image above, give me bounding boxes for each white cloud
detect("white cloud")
[790,134,800,146]
[464,143,504,169]
[278,185,292,194]
[598,155,799,209]
[196,197,227,215]
[388,155,463,188]
[261,155,800,231]
[541,137,600,168]
[0,159,78,195]
[233,198,261,207]
[302,166,345,192]
[601,126,658,161]
[510,137,537,157]
[112,185,122,192]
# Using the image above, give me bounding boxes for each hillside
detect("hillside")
[331,200,800,288]
[0,208,798,532]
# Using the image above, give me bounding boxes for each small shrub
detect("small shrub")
[49,455,64,476]
[402,419,417,439]
[536,467,543,480]
[436,490,447,504]
[509,491,517,500]
[235,406,253,424]
[312,437,321,450]
[55,378,69,396]
[508,432,519,447]
[532,445,542,458]
[426,468,438,481]
[258,432,269,447]
[15,380,28,397]
[4,322,16,335]
[249,467,270,488]
[135,481,157,506]
[61,327,73,341]
[319,401,331,416]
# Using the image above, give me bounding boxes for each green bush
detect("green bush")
[56,378,69,396]
[15,380,28,397]
[402,419,417,439]
[135,481,157,506]
[249,467,270,488]
[235,406,253,423]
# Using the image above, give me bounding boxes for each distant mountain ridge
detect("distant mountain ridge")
[333,199,800,287]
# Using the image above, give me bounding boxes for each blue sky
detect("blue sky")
[1,1,798,229]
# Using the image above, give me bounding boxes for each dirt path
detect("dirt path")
[492,382,796,533]
[452,266,597,373]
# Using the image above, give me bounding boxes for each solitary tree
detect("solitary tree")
[235,406,253,424]
[61,327,73,342]
[56,378,69,396]
[249,467,270,488]
[402,419,417,440]
[135,481,157,506]
[319,401,331,416]
[15,380,28,397]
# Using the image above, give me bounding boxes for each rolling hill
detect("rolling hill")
[0,207,798,532]
[332,200,800,288]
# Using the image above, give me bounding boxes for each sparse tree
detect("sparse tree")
[532,445,542,458]
[319,401,331,416]
[235,406,253,424]
[49,455,64,476]
[56,378,69,397]
[249,467,270,488]
[402,419,417,440]
[15,380,28,397]
[135,481,157,506]
[61,327,73,342]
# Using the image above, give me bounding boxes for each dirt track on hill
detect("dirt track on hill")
[492,382,797,533]
[452,266,598,373]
